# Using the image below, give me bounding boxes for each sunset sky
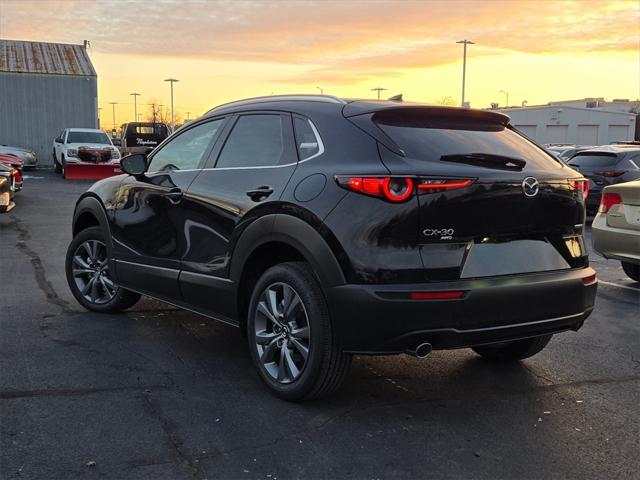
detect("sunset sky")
[1,0,638,129]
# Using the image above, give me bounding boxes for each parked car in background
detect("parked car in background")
[548,145,594,162]
[118,122,170,156]
[53,128,121,176]
[567,145,640,214]
[65,95,597,400]
[0,145,37,169]
[0,163,19,212]
[592,179,640,282]
[0,154,23,192]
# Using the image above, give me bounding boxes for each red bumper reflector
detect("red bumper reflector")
[581,274,597,286]
[410,291,464,300]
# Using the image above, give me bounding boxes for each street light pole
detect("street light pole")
[186,112,191,121]
[371,87,387,100]
[456,39,475,107]
[164,78,179,131]
[500,90,509,107]
[109,102,118,130]
[130,93,141,122]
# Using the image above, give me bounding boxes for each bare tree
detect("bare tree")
[435,96,456,106]
[145,98,182,125]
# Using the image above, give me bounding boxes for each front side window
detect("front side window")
[293,116,323,161]
[216,114,295,168]
[147,119,223,172]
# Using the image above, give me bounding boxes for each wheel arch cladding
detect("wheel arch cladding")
[72,195,115,267]
[231,214,347,288]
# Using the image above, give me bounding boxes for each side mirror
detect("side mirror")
[121,154,147,176]
[55,137,62,144]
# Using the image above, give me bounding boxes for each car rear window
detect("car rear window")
[67,132,110,144]
[568,153,619,168]
[374,111,561,170]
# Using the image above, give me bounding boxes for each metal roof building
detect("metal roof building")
[0,39,98,166]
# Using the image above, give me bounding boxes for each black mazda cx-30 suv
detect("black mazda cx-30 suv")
[66,95,597,400]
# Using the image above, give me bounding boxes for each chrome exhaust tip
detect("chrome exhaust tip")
[406,342,433,358]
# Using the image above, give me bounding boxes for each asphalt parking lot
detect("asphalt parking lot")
[1,170,639,480]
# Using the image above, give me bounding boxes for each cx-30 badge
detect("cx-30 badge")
[522,177,539,197]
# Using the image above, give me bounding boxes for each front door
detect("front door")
[111,118,227,299]
[179,112,299,319]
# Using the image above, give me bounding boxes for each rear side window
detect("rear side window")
[374,111,561,170]
[293,116,323,161]
[568,153,619,168]
[216,114,295,168]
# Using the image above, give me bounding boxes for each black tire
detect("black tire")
[472,334,552,362]
[247,262,352,401]
[621,261,640,282]
[53,151,61,173]
[65,226,140,313]
[61,155,66,178]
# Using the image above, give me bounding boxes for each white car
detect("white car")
[52,128,121,175]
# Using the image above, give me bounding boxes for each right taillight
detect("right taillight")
[336,176,473,202]
[598,192,622,213]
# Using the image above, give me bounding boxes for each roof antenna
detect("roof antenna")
[388,94,403,102]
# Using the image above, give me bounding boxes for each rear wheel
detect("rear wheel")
[621,261,640,282]
[65,226,140,313]
[247,262,352,401]
[53,151,61,173]
[472,335,552,362]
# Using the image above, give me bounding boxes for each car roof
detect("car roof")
[203,94,510,124]
[573,145,640,156]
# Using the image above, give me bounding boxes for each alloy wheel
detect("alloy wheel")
[253,282,310,384]
[71,240,116,304]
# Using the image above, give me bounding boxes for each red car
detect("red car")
[0,154,23,191]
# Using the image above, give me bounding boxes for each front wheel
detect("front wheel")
[247,262,352,401]
[621,261,640,282]
[53,151,61,173]
[65,226,140,313]
[471,335,552,362]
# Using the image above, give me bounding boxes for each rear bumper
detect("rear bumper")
[326,267,597,353]
[592,213,640,263]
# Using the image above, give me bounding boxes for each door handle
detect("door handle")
[246,186,274,201]
[166,187,183,204]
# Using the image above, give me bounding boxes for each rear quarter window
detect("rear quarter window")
[374,111,561,171]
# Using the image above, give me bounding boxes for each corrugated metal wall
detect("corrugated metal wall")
[0,72,97,165]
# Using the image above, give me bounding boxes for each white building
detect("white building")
[495,105,637,146]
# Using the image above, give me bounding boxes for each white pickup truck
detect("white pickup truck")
[52,128,121,175]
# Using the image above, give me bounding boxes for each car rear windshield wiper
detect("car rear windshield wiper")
[440,153,527,171]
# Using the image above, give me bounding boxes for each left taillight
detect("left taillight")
[336,176,472,202]
[13,169,22,184]
[598,192,622,214]
[570,178,589,200]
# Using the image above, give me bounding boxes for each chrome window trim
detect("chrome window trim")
[299,118,325,162]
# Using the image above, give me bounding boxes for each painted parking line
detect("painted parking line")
[598,280,640,292]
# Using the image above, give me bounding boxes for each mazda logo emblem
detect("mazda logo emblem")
[522,177,539,197]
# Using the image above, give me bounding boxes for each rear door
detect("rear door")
[178,112,298,319]
[371,109,587,277]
